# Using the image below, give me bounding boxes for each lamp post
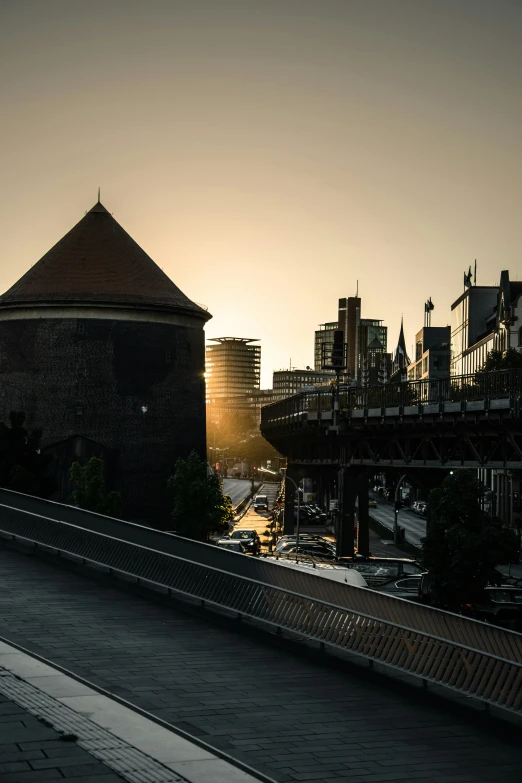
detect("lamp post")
[394,474,408,545]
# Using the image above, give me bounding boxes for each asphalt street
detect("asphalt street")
[222,478,253,508]
[370,501,426,549]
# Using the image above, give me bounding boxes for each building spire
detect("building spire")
[392,317,410,374]
[97,187,101,203]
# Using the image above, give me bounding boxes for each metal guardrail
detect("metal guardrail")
[1,496,522,714]
[261,368,522,430]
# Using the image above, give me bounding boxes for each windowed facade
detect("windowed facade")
[314,322,338,372]
[407,326,451,382]
[273,369,333,397]
[450,286,498,376]
[205,338,261,402]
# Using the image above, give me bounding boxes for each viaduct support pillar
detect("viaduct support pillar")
[283,468,298,535]
[357,470,370,557]
[337,467,356,559]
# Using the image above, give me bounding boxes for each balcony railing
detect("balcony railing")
[261,369,522,430]
[0,491,522,715]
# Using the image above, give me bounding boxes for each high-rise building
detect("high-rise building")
[205,336,261,409]
[336,297,388,384]
[358,319,388,384]
[337,297,361,379]
[314,322,338,371]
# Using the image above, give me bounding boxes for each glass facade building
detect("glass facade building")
[205,338,261,402]
[314,322,338,372]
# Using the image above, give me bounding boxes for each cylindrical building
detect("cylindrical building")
[0,199,211,522]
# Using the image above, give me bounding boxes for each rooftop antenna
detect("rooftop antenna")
[474,259,477,285]
[355,280,359,297]
[97,187,101,203]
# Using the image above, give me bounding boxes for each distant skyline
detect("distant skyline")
[1,0,521,387]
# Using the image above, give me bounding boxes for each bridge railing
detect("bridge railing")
[262,369,522,430]
[1,496,522,715]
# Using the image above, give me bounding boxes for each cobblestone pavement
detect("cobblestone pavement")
[0,692,125,783]
[1,546,521,783]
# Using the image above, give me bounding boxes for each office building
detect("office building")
[407,326,451,381]
[205,337,261,401]
[314,321,338,372]
[450,286,498,376]
[273,368,333,398]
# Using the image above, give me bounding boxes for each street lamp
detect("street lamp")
[394,474,408,545]
[258,467,303,556]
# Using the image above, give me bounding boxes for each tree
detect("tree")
[69,457,121,517]
[168,450,234,540]
[236,434,281,465]
[421,471,518,611]
[0,411,55,497]
[476,347,522,373]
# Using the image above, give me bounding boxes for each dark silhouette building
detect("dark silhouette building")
[0,199,211,523]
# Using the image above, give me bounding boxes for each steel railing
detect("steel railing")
[261,368,522,430]
[1,499,522,714]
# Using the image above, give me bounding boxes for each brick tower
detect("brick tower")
[0,199,211,523]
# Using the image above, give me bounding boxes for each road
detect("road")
[222,478,253,508]
[230,482,280,550]
[370,501,522,579]
[370,501,426,548]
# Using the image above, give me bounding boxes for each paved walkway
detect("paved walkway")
[0,693,125,783]
[0,546,521,783]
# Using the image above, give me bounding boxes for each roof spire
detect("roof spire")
[97,187,101,203]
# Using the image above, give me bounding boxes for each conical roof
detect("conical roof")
[0,201,210,319]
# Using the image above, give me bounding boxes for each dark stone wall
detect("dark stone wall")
[0,316,206,524]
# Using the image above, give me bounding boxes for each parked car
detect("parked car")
[293,506,316,524]
[275,534,332,552]
[412,501,427,516]
[278,543,336,560]
[228,529,261,555]
[374,574,424,600]
[369,498,377,509]
[339,557,424,587]
[253,495,269,511]
[471,587,522,629]
[216,539,248,553]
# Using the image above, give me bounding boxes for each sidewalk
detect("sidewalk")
[0,692,125,783]
[0,640,272,783]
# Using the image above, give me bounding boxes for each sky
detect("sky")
[1,0,521,387]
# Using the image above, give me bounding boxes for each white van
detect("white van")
[266,557,368,587]
[253,495,269,511]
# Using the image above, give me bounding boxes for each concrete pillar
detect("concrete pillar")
[337,467,356,558]
[357,470,370,557]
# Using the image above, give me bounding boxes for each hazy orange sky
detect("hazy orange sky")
[1,0,521,387]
